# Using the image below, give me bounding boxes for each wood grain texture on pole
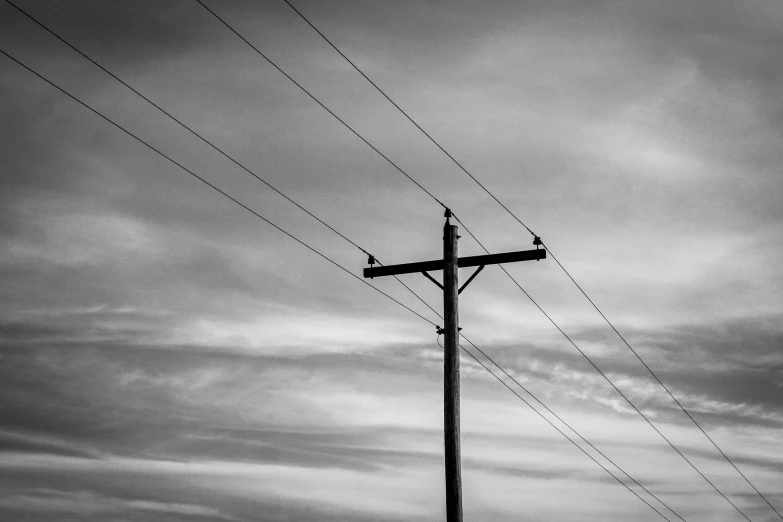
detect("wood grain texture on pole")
[443,220,463,522]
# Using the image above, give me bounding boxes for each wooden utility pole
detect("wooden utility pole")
[442,217,462,522]
[363,210,545,522]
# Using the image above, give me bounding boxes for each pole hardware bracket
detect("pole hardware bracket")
[458,265,485,295]
[421,271,444,289]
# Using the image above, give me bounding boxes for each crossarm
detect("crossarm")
[363,248,545,278]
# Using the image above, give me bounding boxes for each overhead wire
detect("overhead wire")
[458,343,672,522]
[2,46,679,521]
[11,1,763,517]
[391,264,682,519]
[278,2,782,518]
[452,214,753,522]
[1,9,686,514]
[280,0,536,240]
[4,0,442,328]
[0,48,436,330]
[543,240,783,521]
[278,2,775,519]
[194,0,448,211]
[459,332,686,522]
[195,0,754,516]
[3,0,373,259]
[391,265,685,520]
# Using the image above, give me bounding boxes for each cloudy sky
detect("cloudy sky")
[1,0,782,520]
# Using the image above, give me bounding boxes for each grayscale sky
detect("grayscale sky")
[1,0,782,521]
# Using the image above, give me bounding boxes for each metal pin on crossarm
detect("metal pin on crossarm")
[363,211,545,522]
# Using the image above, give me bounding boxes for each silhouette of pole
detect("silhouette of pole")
[362,212,544,520]
[443,217,462,522]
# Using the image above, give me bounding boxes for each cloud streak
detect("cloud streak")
[1,0,781,520]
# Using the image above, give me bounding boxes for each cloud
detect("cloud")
[0,488,237,521]
[0,332,780,521]
[1,0,782,520]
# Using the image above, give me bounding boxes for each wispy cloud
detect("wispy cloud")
[1,0,781,520]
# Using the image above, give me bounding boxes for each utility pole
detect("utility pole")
[442,215,461,522]
[363,210,545,522]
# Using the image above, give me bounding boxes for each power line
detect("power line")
[0,48,436,330]
[278,2,774,518]
[4,0,372,258]
[196,0,752,514]
[1,11,689,514]
[451,215,753,522]
[389,265,684,519]
[4,0,440,328]
[2,15,713,515]
[457,343,672,522]
[281,0,537,240]
[459,332,687,522]
[7,0,444,329]
[278,2,782,517]
[195,0,448,211]
[542,241,783,521]
[18,0,757,515]
[2,47,680,521]
[6,0,448,330]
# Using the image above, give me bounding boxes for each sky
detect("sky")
[1,0,782,520]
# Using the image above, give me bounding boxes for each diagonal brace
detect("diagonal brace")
[458,265,485,295]
[421,271,443,290]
